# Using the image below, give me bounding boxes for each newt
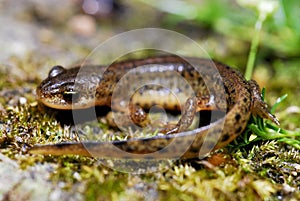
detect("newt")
[29,56,279,159]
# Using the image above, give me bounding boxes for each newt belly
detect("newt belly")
[29,56,279,159]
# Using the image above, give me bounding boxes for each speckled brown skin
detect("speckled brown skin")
[30,56,279,159]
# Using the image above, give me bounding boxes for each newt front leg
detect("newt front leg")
[164,95,221,134]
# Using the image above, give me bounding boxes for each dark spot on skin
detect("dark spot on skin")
[205,142,216,150]
[221,134,230,142]
[138,89,144,95]
[246,87,252,96]
[143,103,149,109]
[150,101,156,107]
[188,71,195,78]
[235,114,241,122]
[243,97,248,103]
[184,84,190,90]
[197,77,204,84]
[174,105,180,111]
[224,85,229,95]
[120,143,135,152]
[189,145,200,153]
[235,126,242,134]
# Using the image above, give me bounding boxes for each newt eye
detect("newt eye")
[49,65,66,78]
[62,91,80,103]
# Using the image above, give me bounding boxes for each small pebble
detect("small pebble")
[67,14,96,36]
[19,97,27,105]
